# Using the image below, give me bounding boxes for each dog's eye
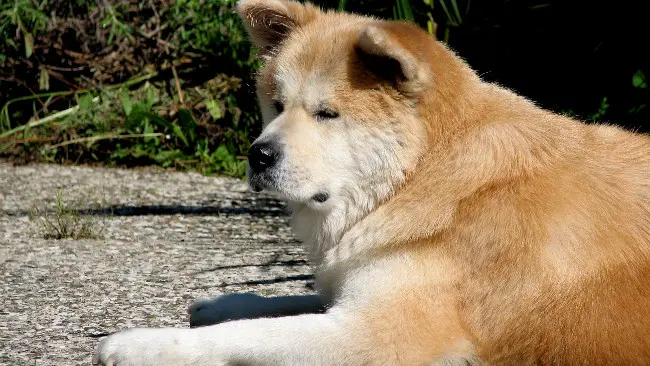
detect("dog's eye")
[274,101,284,114]
[315,109,339,121]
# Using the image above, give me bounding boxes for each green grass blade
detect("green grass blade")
[401,0,414,21]
[438,0,456,26]
[450,0,462,24]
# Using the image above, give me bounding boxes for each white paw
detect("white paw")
[188,293,267,327]
[93,328,206,366]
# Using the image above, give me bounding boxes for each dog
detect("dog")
[94,0,650,364]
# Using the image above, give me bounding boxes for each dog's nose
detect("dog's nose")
[248,141,280,171]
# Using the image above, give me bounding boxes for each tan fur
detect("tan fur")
[93,1,650,364]
[243,1,650,364]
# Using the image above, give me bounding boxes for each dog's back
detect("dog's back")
[448,101,650,362]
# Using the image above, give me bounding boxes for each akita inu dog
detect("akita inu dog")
[94,0,650,364]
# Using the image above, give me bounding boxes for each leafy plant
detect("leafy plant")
[22,78,249,176]
[1,0,257,177]
[633,70,647,90]
[590,97,610,121]
[0,0,48,59]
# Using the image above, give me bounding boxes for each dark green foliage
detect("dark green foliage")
[1,0,257,176]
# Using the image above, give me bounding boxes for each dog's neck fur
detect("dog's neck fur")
[288,179,397,263]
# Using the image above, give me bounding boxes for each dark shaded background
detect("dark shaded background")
[320,0,649,132]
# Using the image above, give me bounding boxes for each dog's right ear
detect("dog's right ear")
[236,0,319,55]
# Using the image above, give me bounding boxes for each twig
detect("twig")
[45,64,86,72]
[154,37,177,50]
[171,65,184,104]
[47,133,164,149]
[0,137,58,143]
[139,24,168,39]
[107,72,159,90]
[44,69,82,90]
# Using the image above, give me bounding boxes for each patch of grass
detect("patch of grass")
[30,190,108,240]
[1,0,258,177]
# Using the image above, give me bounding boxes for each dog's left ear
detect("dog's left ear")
[237,0,320,55]
[356,22,434,96]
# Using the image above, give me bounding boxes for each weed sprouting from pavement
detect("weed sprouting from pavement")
[30,189,108,240]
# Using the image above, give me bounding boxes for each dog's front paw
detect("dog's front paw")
[189,292,266,327]
[93,328,203,366]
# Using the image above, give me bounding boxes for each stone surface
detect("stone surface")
[0,163,313,365]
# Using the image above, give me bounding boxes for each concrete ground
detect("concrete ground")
[0,163,314,365]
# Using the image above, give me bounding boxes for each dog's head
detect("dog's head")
[238,0,444,210]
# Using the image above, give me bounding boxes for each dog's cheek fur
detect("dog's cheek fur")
[255,35,426,205]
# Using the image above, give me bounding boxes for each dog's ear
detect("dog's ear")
[237,0,320,55]
[356,22,433,96]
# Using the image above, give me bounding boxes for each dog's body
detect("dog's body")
[94,1,650,364]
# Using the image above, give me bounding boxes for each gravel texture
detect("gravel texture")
[0,163,314,365]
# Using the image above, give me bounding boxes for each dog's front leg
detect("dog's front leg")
[93,310,372,366]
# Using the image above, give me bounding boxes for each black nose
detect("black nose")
[248,141,280,171]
